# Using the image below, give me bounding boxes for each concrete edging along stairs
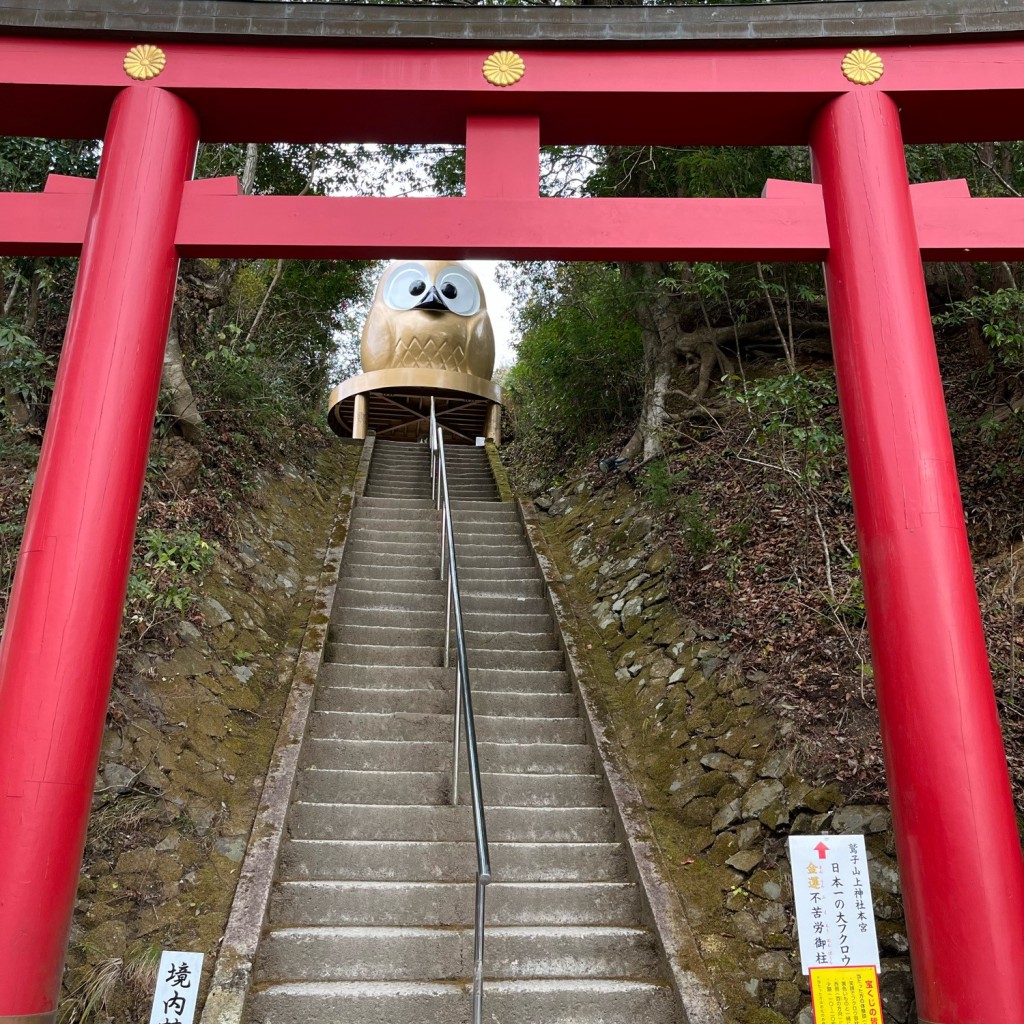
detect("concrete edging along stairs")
[207,435,721,1024]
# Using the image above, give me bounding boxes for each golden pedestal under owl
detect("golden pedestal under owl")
[328,260,503,445]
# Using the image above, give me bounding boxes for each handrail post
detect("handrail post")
[445,578,453,670]
[473,876,487,1023]
[451,658,462,806]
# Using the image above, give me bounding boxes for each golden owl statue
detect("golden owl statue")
[361,260,495,380]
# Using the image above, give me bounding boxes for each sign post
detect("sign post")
[149,951,204,1024]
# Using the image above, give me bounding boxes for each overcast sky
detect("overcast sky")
[467,260,516,370]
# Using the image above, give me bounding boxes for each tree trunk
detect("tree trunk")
[618,261,684,462]
[161,310,203,443]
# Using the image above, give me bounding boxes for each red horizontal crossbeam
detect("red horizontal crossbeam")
[3,37,1024,145]
[175,193,828,262]
[5,175,1024,263]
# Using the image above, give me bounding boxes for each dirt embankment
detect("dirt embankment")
[61,443,360,1023]
[529,474,915,1024]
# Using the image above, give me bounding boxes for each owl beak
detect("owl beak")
[413,286,447,312]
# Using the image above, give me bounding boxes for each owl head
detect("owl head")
[361,260,495,380]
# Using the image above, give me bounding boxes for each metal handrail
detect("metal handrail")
[429,398,491,1024]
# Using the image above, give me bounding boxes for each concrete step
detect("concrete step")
[316,665,571,694]
[462,649,565,671]
[330,624,559,653]
[455,554,535,570]
[450,511,519,526]
[344,552,440,569]
[451,499,514,512]
[339,577,445,598]
[336,607,553,633]
[365,474,431,482]
[448,523,523,539]
[447,488,499,496]
[357,496,436,510]
[325,644,564,672]
[331,595,445,618]
[340,565,440,582]
[287,804,615,842]
[248,978,679,1024]
[307,710,586,745]
[458,578,545,598]
[279,839,629,882]
[333,592,452,614]
[347,531,439,546]
[366,472,433,481]
[256,925,659,982]
[299,738,593,774]
[370,485,438,497]
[314,687,575,719]
[351,509,436,525]
[365,477,431,485]
[326,643,441,667]
[292,769,605,807]
[456,567,542,583]
[454,542,532,558]
[443,483,498,494]
[268,880,643,928]
[348,533,439,550]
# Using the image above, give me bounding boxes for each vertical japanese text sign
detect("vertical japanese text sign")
[149,951,204,1024]
[788,835,881,974]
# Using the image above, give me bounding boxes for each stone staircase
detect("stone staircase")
[246,438,682,1024]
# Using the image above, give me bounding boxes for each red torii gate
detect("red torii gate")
[0,4,1023,1023]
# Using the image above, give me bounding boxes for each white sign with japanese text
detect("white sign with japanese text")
[788,834,881,975]
[148,950,204,1024]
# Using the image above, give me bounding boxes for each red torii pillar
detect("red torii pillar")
[812,90,1024,1024]
[0,86,197,1021]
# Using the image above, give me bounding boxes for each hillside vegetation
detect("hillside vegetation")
[499,140,1024,812]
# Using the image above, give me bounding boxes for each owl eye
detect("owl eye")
[436,268,481,316]
[383,262,431,311]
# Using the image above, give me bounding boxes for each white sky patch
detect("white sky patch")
[467,260,516,370]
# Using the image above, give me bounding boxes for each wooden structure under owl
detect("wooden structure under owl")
[328,260,502,444]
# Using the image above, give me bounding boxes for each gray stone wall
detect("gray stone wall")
[535,475,915,1024]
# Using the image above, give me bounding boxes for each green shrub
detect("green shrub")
[125,529,215,634]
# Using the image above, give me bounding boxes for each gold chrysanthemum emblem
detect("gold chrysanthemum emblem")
[482,51,525,87]
[841,49,884,85]
[123,44,166,81]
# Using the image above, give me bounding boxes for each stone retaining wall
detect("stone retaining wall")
[533,473,915,1024]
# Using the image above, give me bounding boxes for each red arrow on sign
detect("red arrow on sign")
[814,842,829,859]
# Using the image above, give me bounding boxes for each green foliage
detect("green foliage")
[502,262,643,452]
[0,137,98,191]
[0,321,54,407]
[126,529,215,632]
[935,288,1024,372]
[0,427,37,623]
[639,458,677,509]
[729,371,843,485]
